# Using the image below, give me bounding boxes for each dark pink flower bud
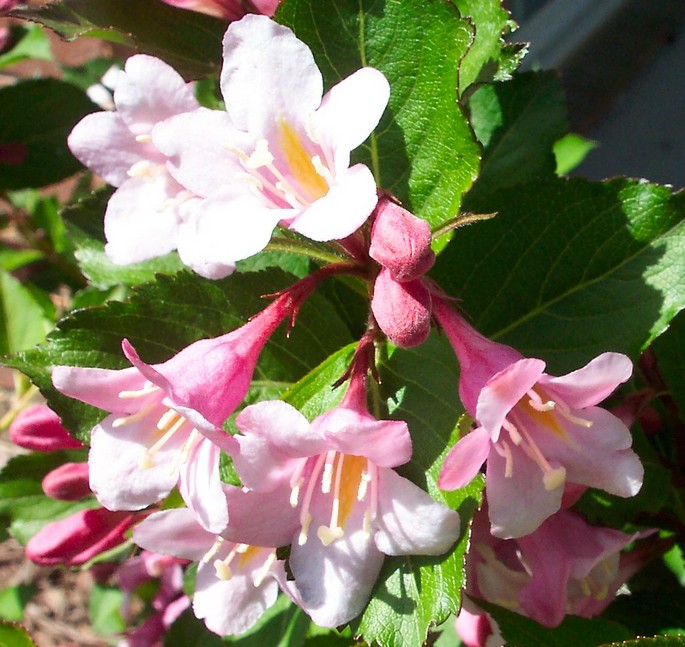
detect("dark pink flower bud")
[9,404,83,452]
[25,508,137,566]
[369,196,435,281]
[41,462,91,501]
[371,268,431,348]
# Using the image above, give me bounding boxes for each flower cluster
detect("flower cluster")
[13,10,652,646]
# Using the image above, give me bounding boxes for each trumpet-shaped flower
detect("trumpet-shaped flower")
[52,292,297,533]
[153,15,389,274]
[134,507,281,636]
[228,367,461,627]
[434,300,643,538]
[68,54,204,270]
[459,502,647,632]
[159,0,280,20]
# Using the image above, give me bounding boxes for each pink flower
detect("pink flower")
[460,502,647,630]
[68,55,206,272]
[25,508,138,566]
[51,289,305,533]
[9,404,84,452]
[134,507,281,636]
[159,0,279,19]
[116,551,190,647]
[434,300,643,538]
[153,15,390,274]
[227,358,461,627]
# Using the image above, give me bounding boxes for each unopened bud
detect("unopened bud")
[9,404,83,452]
[42,462,91,501]
[369,196,435,282]
[371,268,432,348]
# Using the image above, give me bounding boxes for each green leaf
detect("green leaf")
[606,636,685,646]
[0,268,52,355]
[555,133,598,176]
[0,585,35,622]
[351,333,482,647]
[88,584,126,636]
[277,0,480,232]
[5,270,353,440]
[10,0,226,80]
[0,621,37,647]
[453,0,518,94]
[0,25,52,69]
[467,71,568,199]
[652,311,685,420]
[433,177,685,374]
[164,608,224,647]
[0,79,96,190]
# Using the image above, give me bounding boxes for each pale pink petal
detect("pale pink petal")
[220,15,323,136]
[194,549,279,636]
[438,427,490,490]
[288,503,384,627]
[153,108,249,198]
[221,486,299,547]
[115,55,199,136]
[68,112,151,187]
[541,352,633,409]
[312,67,390,171]
[375,469,460,555]
[234,401,325,491]
[52,365,147,414]
[486,443,563,539]
[288,164,378,241]
[187,188,285,265]
[178,438,227,533]
[314,407,412,468]
[133,509,215,561]
[88,415,182,511]
[476,358,546,442]
[103,173,181,265]
[536,407,644,498]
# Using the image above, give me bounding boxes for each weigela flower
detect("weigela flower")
[433,299,643,538]
[68,54,202,269]
[459,502,646,632]
[134,507,281,636]
[153,15,390,276]
[227,364,461,627]
[51,291,300,533]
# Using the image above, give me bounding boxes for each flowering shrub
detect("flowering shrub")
[0,1,684,646]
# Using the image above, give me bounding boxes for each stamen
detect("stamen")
[311,155,333,184]
[135,133,153,143]
[139,412,187,469]
[358,468,372,501]
[321,451,337,494]
[127,160,164,180]
[298,512,311,546]
[111,403,156,428]
[180,428,202,464]
[157,409,180,431]
[579,577,592,597]
[494,440,515,478]
[317,453,345,546]
[527,389,556,412]
[366,461,378,534]
[246,139,274,168]
[297,454,327,546]
[542,465,566,490]
[213,543,248,581]
[222,143,250,163]
[201,537,224,563]
[253,551,277,587]
[118,382,158,399]
[555,403,593,427]
[502,419,523,445]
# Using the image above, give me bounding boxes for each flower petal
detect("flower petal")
[438,426,490,490]
[133,509,215,561]
[220,15,323,136]
[477,358,546,442]
[288,164,378,241]
[312,67,390,168]
[375,469,460,555]
[115,54,199,135]
[541,352,633,409]
[103,173,181,265]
